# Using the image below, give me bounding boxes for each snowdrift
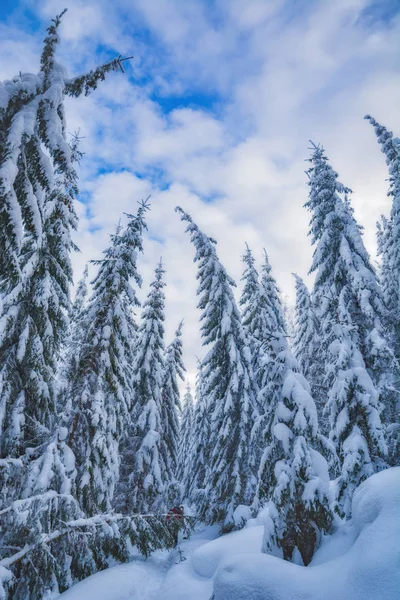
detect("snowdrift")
[57,558,164,600]
[192,525,263,579]
[213,467,400,600]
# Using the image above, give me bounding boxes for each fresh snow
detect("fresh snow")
[214,467,400,600]
[58,558,165,600]
[191,525,263,579]
[58,468,399,600]
[58,525,220,600]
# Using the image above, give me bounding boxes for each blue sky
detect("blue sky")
[1,0,399,382]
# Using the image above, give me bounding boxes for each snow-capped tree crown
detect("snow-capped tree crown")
[0,9,126,284]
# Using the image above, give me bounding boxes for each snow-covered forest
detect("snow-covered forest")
[0,10,399,600]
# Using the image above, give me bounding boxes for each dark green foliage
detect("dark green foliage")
[1,507,195,599]
[176,207,258,529]
[68,204,148,516]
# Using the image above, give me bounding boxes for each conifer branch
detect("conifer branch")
[0,513,196,568]
[0,490,70,517]
[65,55,133,97]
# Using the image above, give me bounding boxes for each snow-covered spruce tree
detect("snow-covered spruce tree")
[240,244,264,385]
[306,144,393,514]
[250,249,288,441]
[239,244,290,399]
[250,250,332,564]
[0,9,128,459]
[376,215,393,322]
[0,428,98,600]
[240,246,288,474]
[0,97,78,460]
[365,116,400,364]
[177,382,194,482]
[178,359,211,506]
[68,203,148,516]
[260,370,333,566]
[292,274,326,423]
[375,215,400,463]
[258,248,287,347]
[176,207,258,530]
[0,8,128,283]
[161,321,185,504]
[128,260,169,514]
[0,13,132,596]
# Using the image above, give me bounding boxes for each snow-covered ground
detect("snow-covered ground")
[59,468,400,600]
[58,525,221,600]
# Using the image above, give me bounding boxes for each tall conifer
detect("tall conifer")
[128,261,169,513]
[306,144,391,514]
[176,207,258,530]
[292,274,326,422]
[365,116,400,364]
[161,321,185,502]
[68,204,147,515]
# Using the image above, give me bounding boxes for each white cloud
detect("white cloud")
[1,0,399,384]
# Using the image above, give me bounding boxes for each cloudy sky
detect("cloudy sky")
[1,0,399,385]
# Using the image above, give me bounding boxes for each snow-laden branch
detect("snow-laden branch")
[0,490,72,517]
[0,512,196,568]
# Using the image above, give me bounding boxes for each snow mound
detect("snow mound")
[58,556,166,600]
[213,467,400,600]
[233,504,253,528]
[192,525,263,578]
[58,526,219,600]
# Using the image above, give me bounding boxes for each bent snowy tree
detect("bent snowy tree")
[0,8,132,461]
[0,11,137,600]
[176,206,259,531]
[306,143,392,516]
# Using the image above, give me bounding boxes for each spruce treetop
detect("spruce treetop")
[259,248,286,335]
[240,246,260,330]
